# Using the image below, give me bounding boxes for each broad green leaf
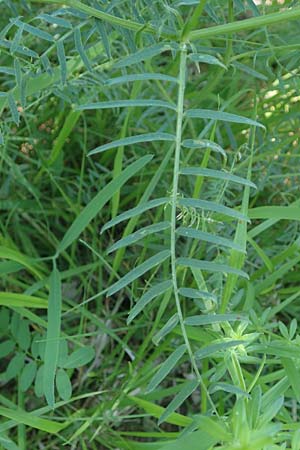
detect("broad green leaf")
[178,198,249,222]
[76,99,177,111]
[146,345,186,393]
[34,364,44,398]
[182,139,226,158]
[0,340,14,358]
[177,257,249,279]
[57,339,69,367]
[158,380,199,425]
[0,293,47,308]
[185,313,248,326]
[249,206,300,221]
[115,43,177,68]
[195,340,244,359]
[108,222,170,254]
[16,320,31,351]
[5,352,25,381]
[176,227,245,252]
[178,287,217,302]
[152,314,179,345]
[20,361,37,392]
[74,28,92,72]
[282,358,300,402]
[260,396,283,425]
[57,155,152,253]
[0,406,65,433]
[158,429,217,450]
[88,133,175,156]
[56,368,72,401]
[57,40,67,86]
[180,168,256,188]
[261,377,289,411]
[189,53,226,69]
[185,109,264,128]
[102,198,168,233]
[62,346,95,369]
[105,73,178,86]
[108,250,171,296]
[127,280,172,324]
[43,266,62,408]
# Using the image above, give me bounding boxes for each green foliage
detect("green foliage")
[1,0,300,449]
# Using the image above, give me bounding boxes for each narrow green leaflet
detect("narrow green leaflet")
[158,380,199,425]
[146,345,187,393]
[182,139,226,158]
[101,198,168,233]
[176,227,245,252]
[180,168,256,188]
[108,250,171,296]
[108,221,170,254]
[115,43,178,68]
[178,287,217,302]
[185,109,264,128]
[57,40,67,86]
[127,280,172,324]
[209,382,250,398]
[56,368,72,401]
[189,53,226,69]
[57,155,152,254]
[195,340,244,359]
[152,314,179,345]
[62,347,95,369]
[0,406,65,433]
[105,73,178,86]
[177,258,249,279]
[37,13,72,28]
[248,206,300,221]
[88,133,175,156]
[232,61,267,81]
[185,313,248,326]
[15,19,54,42]
[178,198,249,222]
[0,433,19,450]
[20,361,37,392]
[0,292,47,308]
[74,28,92,72]
[76,99,177,111]
[43,266,62,408]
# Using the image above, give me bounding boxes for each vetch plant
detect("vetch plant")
[1,1,300,449]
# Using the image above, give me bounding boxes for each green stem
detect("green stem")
[189,6,300,40]
[171,45,217,415]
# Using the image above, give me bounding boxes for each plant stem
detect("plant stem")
[171,44,217,416]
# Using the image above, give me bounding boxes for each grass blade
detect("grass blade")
[158,380,199,425]
[57,155,152,254]
[43,264,61,408]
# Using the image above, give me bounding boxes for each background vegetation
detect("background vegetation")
[1,0,300,449]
